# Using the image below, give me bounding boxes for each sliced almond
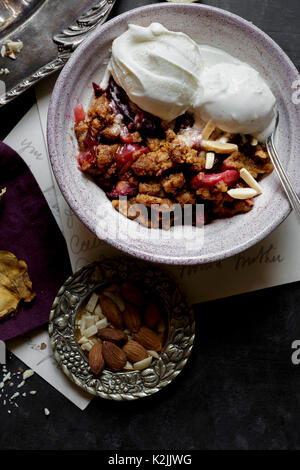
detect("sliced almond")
[202,140,238,154]
[94,304,104,319]
[96,317,108,330]
[201,119,215,140]
[205,152,215,170]
[80,318,86,335]
[81,342,93,352]
[84,324,98,338]
[251,137,258,146]
[240,168,262,195]
[4,39,23,54]
[124,361,134,371]
[86,293,99,313]
[133,356,152,371]
[147,350,160,359]
[227,188,258,200]
[83,314,96,328]
[78,336,89,345]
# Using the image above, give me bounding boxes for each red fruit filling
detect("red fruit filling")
[74,104,86,126]
[116,143,148,174]
[191,169,240,189]
[107,181,138,199]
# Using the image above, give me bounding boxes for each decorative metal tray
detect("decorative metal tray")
[0,0,116,106]
[49,258,195,401]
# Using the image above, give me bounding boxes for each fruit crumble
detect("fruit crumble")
[74,77,274,228]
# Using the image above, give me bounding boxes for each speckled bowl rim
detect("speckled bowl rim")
[48,3,300,265]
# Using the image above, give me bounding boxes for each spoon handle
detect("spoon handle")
[266,132,300,220]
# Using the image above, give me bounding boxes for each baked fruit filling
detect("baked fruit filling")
[74,77,273,228]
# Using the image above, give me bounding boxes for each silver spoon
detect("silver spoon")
[266,112,300,219]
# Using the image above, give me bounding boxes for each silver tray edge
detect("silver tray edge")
[0,0,116,107]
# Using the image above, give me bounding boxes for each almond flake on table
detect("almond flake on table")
[4,39,23,54]
[10,392,20,400]
[23,369,34,380]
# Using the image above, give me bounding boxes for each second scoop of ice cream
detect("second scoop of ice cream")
[194,61,276,141]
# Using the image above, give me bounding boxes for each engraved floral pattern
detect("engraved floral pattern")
[49,258,195,401]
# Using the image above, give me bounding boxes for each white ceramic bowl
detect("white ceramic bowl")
[48,3,300,265]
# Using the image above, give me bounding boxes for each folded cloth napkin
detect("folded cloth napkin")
[0,141,72,341]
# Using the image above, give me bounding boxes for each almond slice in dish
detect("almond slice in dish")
[84,324,98,338]
[205,152,215,170]
[94,304,104,318]
[147,350,160,359]
[251,137,258,146]
[95,318,108,330]
[227,188,258,200]
[240,168,262,194]
[201,120,215,140]
[78,336,89,345]
[202,140,238,154]
[86,293,99,313]
[133,356,153,371]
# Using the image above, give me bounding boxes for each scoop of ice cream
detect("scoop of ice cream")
[195,61,276,140]
[109,22,203,122]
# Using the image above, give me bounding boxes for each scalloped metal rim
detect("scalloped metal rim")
[48,258,195,401]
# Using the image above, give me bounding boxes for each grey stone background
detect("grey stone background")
[1,0,300,450]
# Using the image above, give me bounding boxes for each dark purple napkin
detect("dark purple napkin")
[0,141,72,341]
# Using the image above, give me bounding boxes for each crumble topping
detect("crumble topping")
[74,77,273,227]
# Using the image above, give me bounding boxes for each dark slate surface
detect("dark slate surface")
[1,0,300,451]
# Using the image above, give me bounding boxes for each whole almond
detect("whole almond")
[89,343,104,375]
[123,303,142,333]
[123,340,148,363]
[102,341,127,372]
[133,327,162,352]
[97,328,128,345]
[121,283,144,306]
[144,302,161,329]
[100,295,123,329]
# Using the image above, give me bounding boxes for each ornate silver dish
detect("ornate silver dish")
[0,0,116,106]
[49,257,195,401]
